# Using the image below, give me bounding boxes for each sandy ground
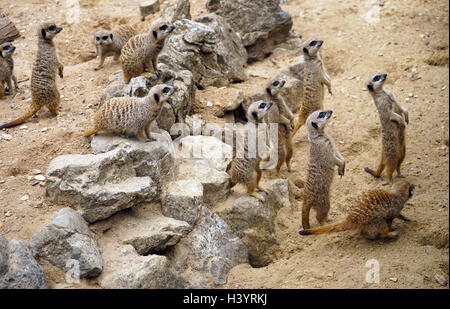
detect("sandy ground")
[0,0,448,289]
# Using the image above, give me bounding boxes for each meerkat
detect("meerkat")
[302,110,345,230]
[261,79,295,173]
[94,25,137,71]
[364,73,409,184]
[120,19,174,83]
[227,100,273,201]
[0,23,63,129]
[299,181,415,239]
[290,38,332,138]
[0,42,18,99]
[83,84,175,141]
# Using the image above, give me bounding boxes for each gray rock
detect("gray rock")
[100,254,187,289]
[161,179,203,226]
[158,15,247,88]
[161,0,191,22]
[176,159,230,206]
[216,179,291,267]
[31,207,103,278]
[122,215,191,255]
[46,144,163,223]
[169,206,248,287]
[0,237,47,289]
[178,135,233,171]
[206,0,293,62]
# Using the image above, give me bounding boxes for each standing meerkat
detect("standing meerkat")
[228,100,273,201]
[0,42,18,99]
[262,79,295,173]
[290,38,332,138]
[302,110,345,230]
[0,23,63,129]
[364,73,409,184]
[120,19,174,83]
[299,181,415,240]
[83,84,176,141]
[93,25,137,71]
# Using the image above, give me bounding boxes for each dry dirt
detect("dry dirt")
[0,0,448,289]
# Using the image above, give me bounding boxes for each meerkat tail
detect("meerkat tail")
[83,128,98,137]
[0,106,40,129]
[299,220,351,236]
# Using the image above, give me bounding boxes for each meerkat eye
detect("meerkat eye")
[318,112,326,119]
[160,25,168,31]
[272,81,280,87]
[3,46,9,51]
[48,25,56,31]
[162,87,171,94]
[102,36,109,40]
[310,40,317,46]
[259,103,267,109]
[373,75,381,82]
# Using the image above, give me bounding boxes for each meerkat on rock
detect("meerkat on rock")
[302,110,345,230]
[0,23,63,129]
[290,38,332,138]
[83,84,176,141]
[0,42,18,99]
[120,18,174,83]
[299,181,415,240]
[94,25,137,71]
[227,100,273,201]
[261,79,295,173]
[364,73,409,184]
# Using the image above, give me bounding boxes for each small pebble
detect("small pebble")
[435,274,448,286]
[389,277,398,282]
[32,169,41,175]
[34,175,46,181]
[1,134,12,141]
[19,125,28,130]
[20,195,29,201]
[5,212,11,217]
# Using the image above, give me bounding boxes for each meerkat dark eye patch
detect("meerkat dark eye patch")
[303,47,309,55]
[367,84,374,92]
[259,103,267,109]
[154,93,160,102]
[160,25,168,31]
[252,111,258,120]
[373,75,381,82]
[48,25,57,31]
[102,36,109,40]
[272,81,280,87]
[310,40,317,46]
[162,87,171,94]
[318,112,327,119]
[95,36,100,41]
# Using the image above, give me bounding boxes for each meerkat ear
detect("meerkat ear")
[110,33,113,40]
[154,93,160,103]
[252,111,258,120]
[367,84,374,92]
[303,47,309,55]
[153,31,158,39]
[311,122,318,129]
[266,88,271,95]
[41,29,46,39]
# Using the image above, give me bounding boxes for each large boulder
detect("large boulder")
[168,206,248,287]
[31,208,103,278]
[206,0,293,63]
[177,135,233,172]
[45,142,177,223]
[0,237,47,289]
[100,254,188,289]
[158,15,247,88]
[161,179,203,226]
[175,159,231,206]
[161,0,191,22]
[216,179,291,267]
